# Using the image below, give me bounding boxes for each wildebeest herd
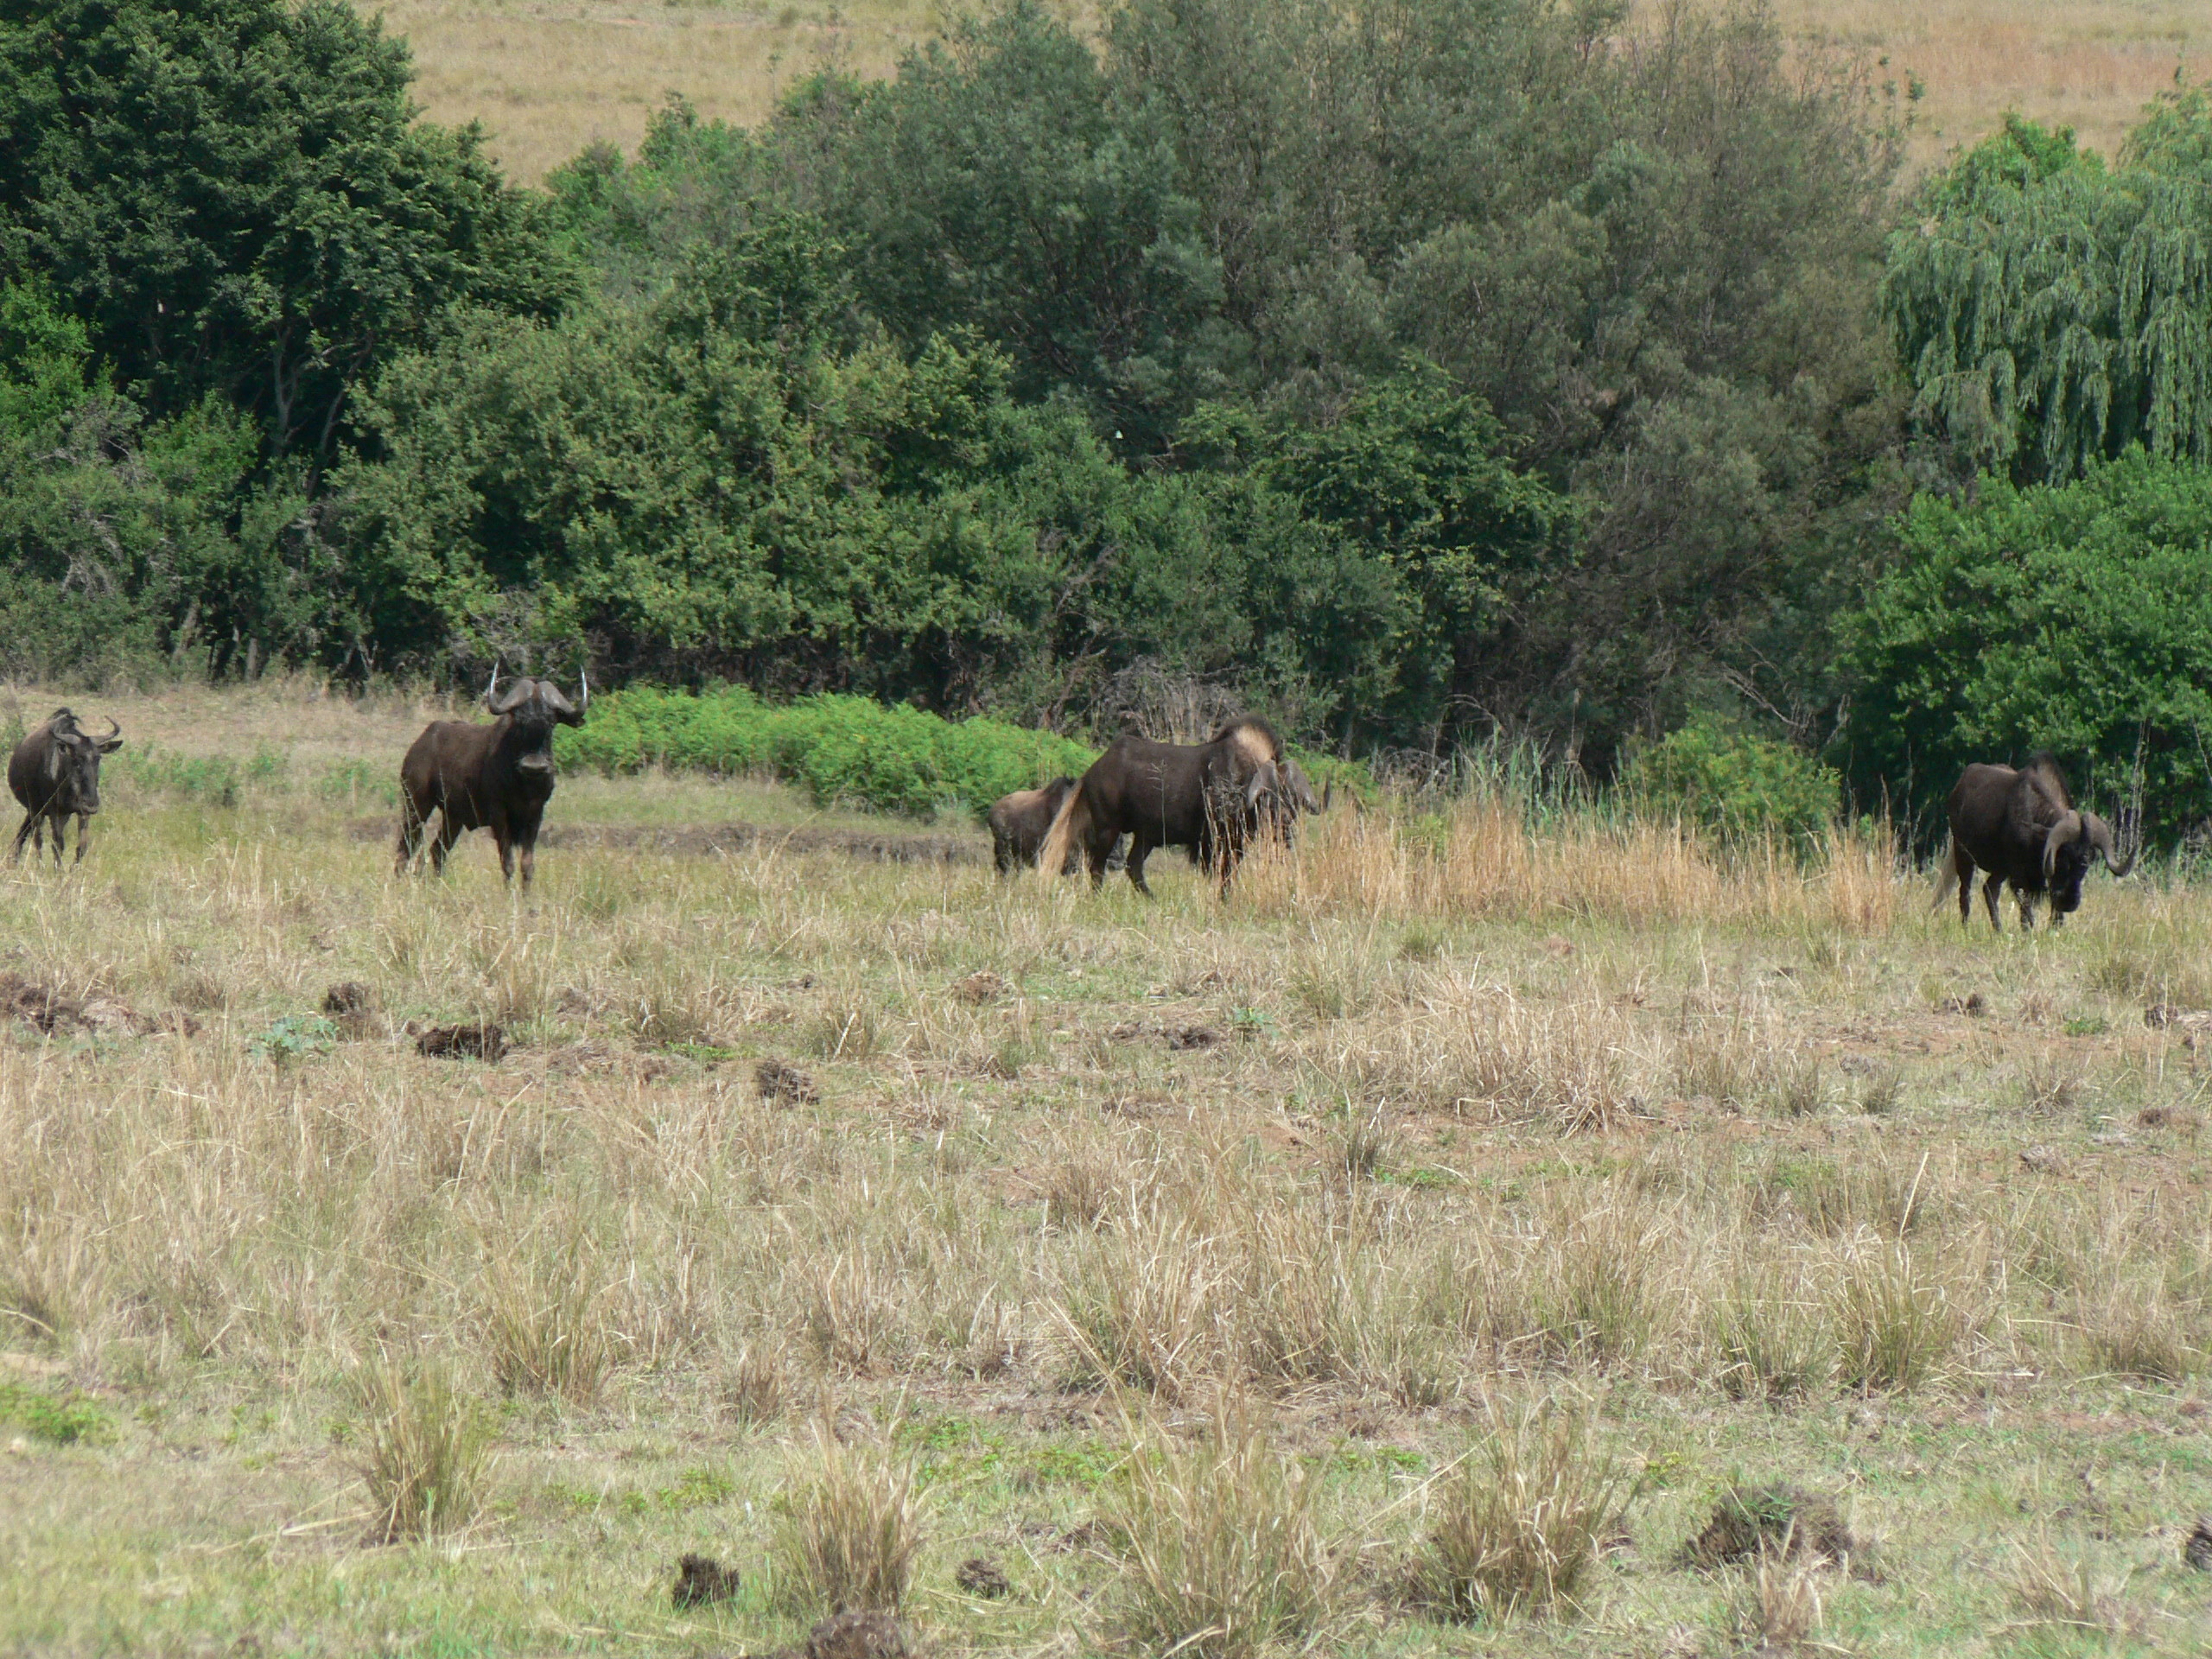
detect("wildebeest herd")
[3,687,2135,924]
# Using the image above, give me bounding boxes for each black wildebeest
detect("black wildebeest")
[988,777,1078,873]
[1933,753,2134,930]
[396,671,588,888]
[1036,715,1323,895]
[9,709,123,867]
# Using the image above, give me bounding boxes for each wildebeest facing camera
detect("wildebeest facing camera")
[9,708,124,867]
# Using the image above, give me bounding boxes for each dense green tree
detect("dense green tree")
[0,282,322,679]
[1838,450,2212,840]
[0,0,571,463]
[1883,93,2212,485]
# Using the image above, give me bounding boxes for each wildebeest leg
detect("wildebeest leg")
[428,812,461,875]
[1981,873,2005,931]
[494,830,516,884]
[395,803,427,875]
[72,811,90,865]
[1952,844,1975,925]
[10,810,37,864]
[49,812,67,868]
[2018,893,2039,931]
[1125,834,1155,896]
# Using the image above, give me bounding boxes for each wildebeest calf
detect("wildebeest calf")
[1933,753,2133,930]
[397,673,587,889]
[988,777,1078,873]
[9,709,123,867]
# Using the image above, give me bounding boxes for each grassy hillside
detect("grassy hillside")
[1,681,2208,1654]
[366,0,2212,183]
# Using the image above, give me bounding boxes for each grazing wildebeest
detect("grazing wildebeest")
[9,709,123,867]
[1036,715,1323,895]
[1932,753,2134,930]
[396,671,588,888]
[988,777,1078,874]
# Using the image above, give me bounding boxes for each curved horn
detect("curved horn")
[484,661,500,710]
[2044,810,2083,880]
[98,715,119,741]
[488,677,536,715]
[2084,812,2136,877]
[578,667,588,713]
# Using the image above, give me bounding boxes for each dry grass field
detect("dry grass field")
[364,0,2212,184]
[2,679,2209,1656]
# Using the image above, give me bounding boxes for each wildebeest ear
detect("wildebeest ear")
[96,735,124,754]
[1243,760,1279,809]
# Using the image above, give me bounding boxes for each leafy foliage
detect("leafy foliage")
[1884,96,2212,484]
[1839,450,2212,839]
[0,0,570,461]
[1619,717,1840,843]
[558,686,1096,820]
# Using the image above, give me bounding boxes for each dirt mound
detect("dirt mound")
[671,1552,741,1607]
[322,982,374,1016]
[804,1611,907,1659]
[2186,1517,2212,1571]
[953,970,1008,1004]
[955,1555,1010,1598]
[1684,1483,1855,1567]
[756,1058,817,1104]
[413,1021,507,1060]
[0,972,198,1039]
[349,817,982,865]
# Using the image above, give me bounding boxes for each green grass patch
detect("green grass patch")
[0,1378,116,1445]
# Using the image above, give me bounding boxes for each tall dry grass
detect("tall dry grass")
[1237,800,1903,934]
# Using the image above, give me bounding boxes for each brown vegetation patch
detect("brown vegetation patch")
[671,1552,742,1608]
[952,970,1008,1004]
[1685,1484,1856,1569]
[0,972,197,1038]
[1110,1020,1223,1051]
[757,1058,818,1105]
[955,1555,1010,1598]
[412,1020,507,1060]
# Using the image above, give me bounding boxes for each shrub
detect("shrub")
[1109,1402,1339,1659]
[772,1420,924,1615]
[557,687,1095,822]
[1423,1393,1626,1618]
[353,1355,491,1542]
[1618,717,1838,844]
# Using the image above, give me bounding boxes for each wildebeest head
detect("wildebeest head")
[41,709,123,815]
[1240,756,1327,840]
[486,669,588,777]
[2041,807,2135,916]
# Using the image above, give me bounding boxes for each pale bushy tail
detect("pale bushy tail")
[1036,782,1091,883]
[1929,837,1959,911]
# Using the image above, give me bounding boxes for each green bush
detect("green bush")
[557,688,1096,822]
[1840,449,2212,841]
[1618,718,1838,843]
[111,745,243,806]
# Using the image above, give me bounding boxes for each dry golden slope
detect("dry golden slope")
[365,0,2212,186]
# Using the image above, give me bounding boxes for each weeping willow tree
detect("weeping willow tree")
[1883,92,2212,484]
